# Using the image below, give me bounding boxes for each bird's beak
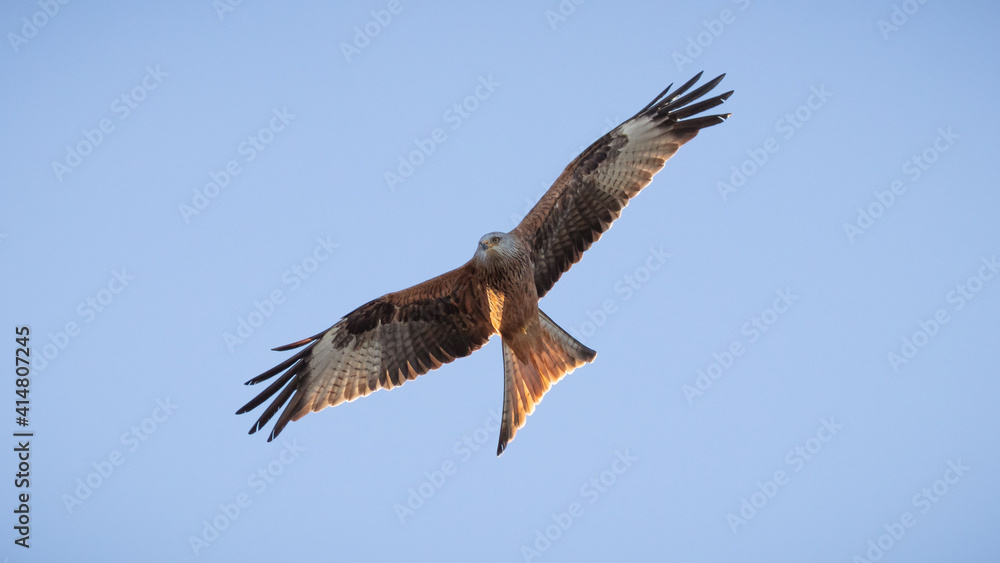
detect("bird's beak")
[480,241,489,251]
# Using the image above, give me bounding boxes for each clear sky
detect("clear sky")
[2,1,999,561]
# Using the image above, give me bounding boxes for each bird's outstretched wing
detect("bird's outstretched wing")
[236,263,494,441]
[512,72,732,298]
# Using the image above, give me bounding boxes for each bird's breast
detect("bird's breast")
[485,284,537,337]
[486,287,505,333]
[479,249,537,335]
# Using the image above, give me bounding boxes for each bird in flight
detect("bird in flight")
[237,72,732,454]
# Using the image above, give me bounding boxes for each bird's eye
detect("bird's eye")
[491,236,500,243]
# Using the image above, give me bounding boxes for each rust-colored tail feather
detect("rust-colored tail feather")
[497,310,596,455]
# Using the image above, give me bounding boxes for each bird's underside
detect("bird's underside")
[237,72,732,455]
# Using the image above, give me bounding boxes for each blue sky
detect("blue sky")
[3,1,999,561]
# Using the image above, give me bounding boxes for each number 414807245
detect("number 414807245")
[15,327,30,424]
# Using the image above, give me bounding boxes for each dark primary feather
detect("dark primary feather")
[513,72,732,298]
[236,264,495,441]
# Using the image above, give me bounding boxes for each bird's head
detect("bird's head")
[475,231,518,263]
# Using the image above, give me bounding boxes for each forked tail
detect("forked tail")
[497,310,596,455]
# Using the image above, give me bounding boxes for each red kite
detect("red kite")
[238,72,732,454]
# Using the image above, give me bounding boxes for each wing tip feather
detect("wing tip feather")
[272,336,316,352]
